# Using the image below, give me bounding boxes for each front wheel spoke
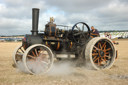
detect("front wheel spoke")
[39,53,49,58]
[17,51,21,53]
[16,53,23,57]
[20,48,24,53]
[41,53,48,56]
[27,55,36,59]
[35,49,39,57]
[32,51,36,57]
[41,61,49,65]
[38,49,44,55]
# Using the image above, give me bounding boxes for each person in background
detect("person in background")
[90,26,100,38]
[104,32,111,39]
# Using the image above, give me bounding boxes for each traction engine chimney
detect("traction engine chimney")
[31,8,39,35]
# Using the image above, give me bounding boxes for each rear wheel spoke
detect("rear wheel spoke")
[104,45,106,50]
[93,49,97,52]
[99,43,102,50]
[92,53,98,56]
[94,46,100,51]
[105,52,109,54]
[106,48,111,51]
[93,56,97,60]
[102,42,106,49]
[105,55,111,59]
[103,56,106,61]
[98,57,103,66]
[94,57,100,63]
[41,61,49,65]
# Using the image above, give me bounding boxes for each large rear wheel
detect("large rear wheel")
[23,44,54,75]
[85,37,116,70]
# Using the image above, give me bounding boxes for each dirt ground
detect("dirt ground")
[0,39,128,85]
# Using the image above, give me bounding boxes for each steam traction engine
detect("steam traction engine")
[13,8,117,74]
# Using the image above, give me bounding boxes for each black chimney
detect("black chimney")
[31,8,39,35]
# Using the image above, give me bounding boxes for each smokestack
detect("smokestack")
[31,8,39,35]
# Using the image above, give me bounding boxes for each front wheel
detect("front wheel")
[85,37,116,70]
[22,44,54,75]
[12,45,25,67]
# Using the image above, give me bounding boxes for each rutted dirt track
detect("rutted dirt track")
[0,39,128,85]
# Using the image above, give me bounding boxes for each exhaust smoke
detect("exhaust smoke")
[47,60,73,76]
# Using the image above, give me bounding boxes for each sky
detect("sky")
[0,0,128,35]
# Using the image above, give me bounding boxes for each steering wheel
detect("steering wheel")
[71,22,90,45]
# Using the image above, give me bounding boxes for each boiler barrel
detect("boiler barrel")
[31,8,39,35]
